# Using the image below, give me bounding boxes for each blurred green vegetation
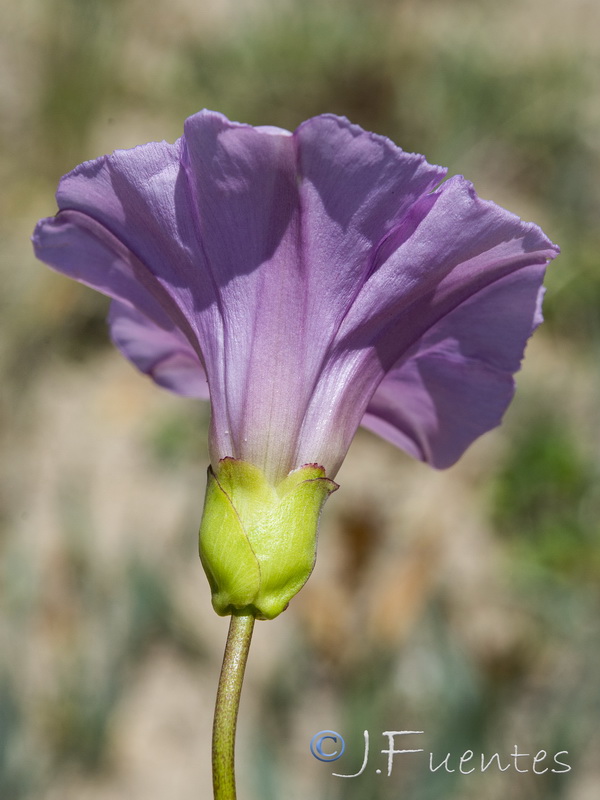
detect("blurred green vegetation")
[493,411,600,581]
[2,0,600,798]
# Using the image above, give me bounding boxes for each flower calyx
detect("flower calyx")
[199,458,338,620]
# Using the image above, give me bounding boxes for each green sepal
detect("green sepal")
[199,458,338,620]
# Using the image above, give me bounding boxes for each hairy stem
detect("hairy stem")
[212,612,255,800]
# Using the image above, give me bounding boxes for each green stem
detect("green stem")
[212,612,256,800]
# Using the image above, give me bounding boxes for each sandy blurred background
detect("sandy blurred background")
[1,0,600,798]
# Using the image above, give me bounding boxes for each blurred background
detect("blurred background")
[1,0,599,798]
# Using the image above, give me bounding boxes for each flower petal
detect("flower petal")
[293,114,447,336]
[179,111,306,479]
[31,137,214,357]
[293,179,558,474]
[362,264,547,467]
[337,176,559,363]
[108,300,209,399]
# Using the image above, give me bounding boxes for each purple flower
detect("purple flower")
[33,110,559,485]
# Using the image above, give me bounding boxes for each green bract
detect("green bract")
[199,458,338,619]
